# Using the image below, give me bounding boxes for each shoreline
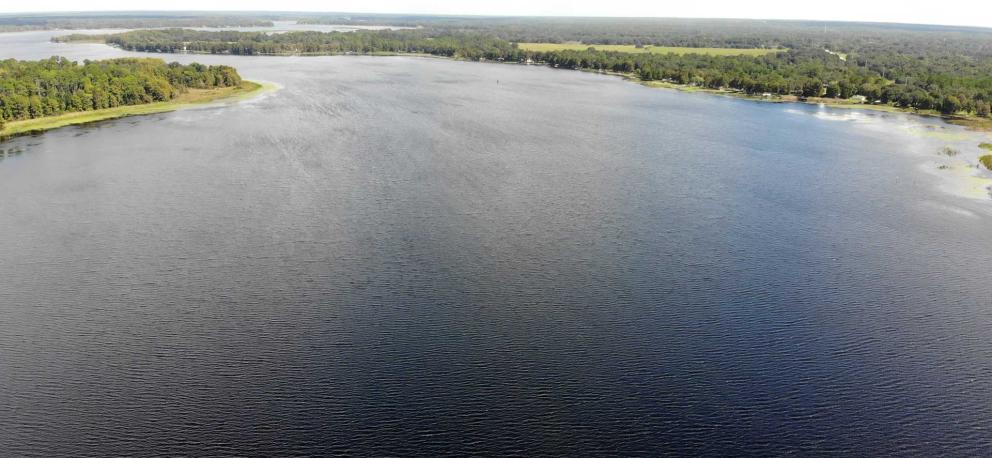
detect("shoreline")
[0,80,274,140]
[590,69,992,131]
[569,66,992,200]
[415,56,992,130]
[48,41,992,132]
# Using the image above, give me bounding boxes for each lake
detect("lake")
[1,31,991,455]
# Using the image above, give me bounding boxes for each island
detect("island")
[0,57,264,138]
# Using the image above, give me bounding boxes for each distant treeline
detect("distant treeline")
[0,14,272,33]
[0,57,241,126]
[56,25,992,117]
[538,48,992,116]
[297,15,992,54]
[56,28,516,57]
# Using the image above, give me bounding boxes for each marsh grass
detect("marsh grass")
[980,155,992,170]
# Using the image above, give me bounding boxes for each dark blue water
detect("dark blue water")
[1,31,991,456]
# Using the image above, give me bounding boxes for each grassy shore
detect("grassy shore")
[1,80,269,138]
[949,117,992,131]
[517,42,782,56]
[576,69,992,130]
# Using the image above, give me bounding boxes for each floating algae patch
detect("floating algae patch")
[939,146,961,157]
[967,175,992,199]
[938,161,992,200]
[908,125,972,141]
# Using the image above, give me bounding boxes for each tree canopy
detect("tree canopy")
[0,57,242,124]
[55,20,992,117]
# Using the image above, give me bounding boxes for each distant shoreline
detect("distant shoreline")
[574,68,992,132]
[71,39,992,132]
[0,80,272,140]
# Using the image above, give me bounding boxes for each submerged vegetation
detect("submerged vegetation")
[0,57,243,132]
[55,20,992,119]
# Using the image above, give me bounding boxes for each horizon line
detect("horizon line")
[0,10,989,31]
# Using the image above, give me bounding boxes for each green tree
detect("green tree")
[941,96,962,115]
[0,57,243,123]
[977,102,991,118]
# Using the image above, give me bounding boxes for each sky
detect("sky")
[1,0,990,28]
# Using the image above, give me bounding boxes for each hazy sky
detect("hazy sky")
[2,0,990,28]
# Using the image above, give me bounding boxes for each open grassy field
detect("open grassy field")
[517,42,783,56]
[1,81,269,138]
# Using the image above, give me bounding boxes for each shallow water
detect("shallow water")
[1,32,991,456]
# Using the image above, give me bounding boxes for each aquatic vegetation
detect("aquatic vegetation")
[909,127,971,141]
[979,154,992,170]
[939,146,960,157]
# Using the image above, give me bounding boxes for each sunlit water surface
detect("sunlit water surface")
[1,31,991,456]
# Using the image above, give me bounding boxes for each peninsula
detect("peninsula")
[0,57,263,138]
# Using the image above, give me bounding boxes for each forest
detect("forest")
[56,29,517,57]
[53,19,992,117]
[297,15,992,54]
[0,57,242,128]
